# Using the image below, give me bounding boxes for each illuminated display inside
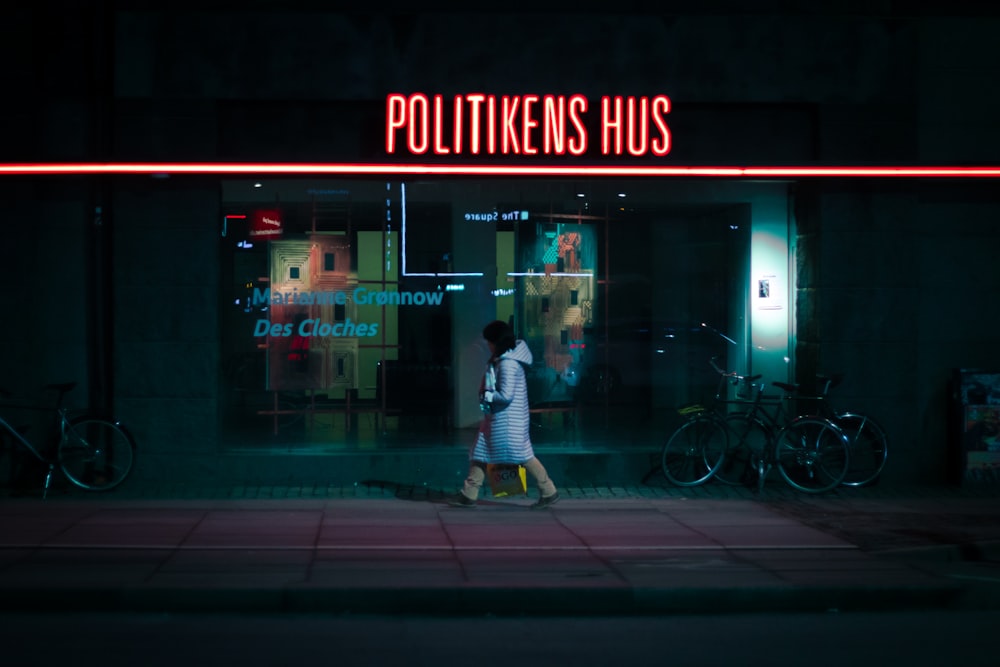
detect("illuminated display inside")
[385,93,671,158]
[463,209,530,222]
[249,209,283,239]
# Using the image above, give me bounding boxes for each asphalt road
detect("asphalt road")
[4,610,998,667]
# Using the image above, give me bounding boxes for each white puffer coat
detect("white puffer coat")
[471,340,535,464]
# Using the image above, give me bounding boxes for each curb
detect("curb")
[873,539,1000,563]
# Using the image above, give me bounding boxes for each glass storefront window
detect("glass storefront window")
[220,179,753,452]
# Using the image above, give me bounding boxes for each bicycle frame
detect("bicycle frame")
[712,372,851,491]
[659,358,761,487]
[703,360,792,434]
[793,374,888,487]
[0,409,63,464]
[0,409,65,496]
[739,386,791,433]
[701,357,765,416]
[3,381,138,499]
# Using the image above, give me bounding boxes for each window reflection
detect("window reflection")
[219,180,749,451]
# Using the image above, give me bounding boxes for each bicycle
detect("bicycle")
[712,376,852,493]
[0,382,136,498]
[659,358,762,487]
[795,374,888,487]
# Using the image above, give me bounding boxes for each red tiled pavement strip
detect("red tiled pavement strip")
[1,493,993,614]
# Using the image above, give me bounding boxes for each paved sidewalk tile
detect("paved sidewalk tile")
[0,485,997,615]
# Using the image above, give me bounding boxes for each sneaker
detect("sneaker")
[446,492,477,508]
[530,492,560,510]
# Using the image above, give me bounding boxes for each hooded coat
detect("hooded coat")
[471,339,535,463]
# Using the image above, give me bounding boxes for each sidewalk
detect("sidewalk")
[1,481,998,616]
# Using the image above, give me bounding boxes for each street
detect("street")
[4,609,996,667]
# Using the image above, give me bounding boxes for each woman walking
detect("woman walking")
[446,320,560,509]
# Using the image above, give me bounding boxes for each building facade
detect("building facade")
[2,5,1000,489]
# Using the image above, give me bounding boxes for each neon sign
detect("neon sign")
[385,93,671,158]
[5,164,1000,178]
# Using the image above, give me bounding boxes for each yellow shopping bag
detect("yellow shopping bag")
[486,464,528,497]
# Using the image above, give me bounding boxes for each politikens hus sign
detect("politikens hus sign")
[385,93,671,158]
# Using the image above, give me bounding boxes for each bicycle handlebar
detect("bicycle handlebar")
[708,356,762,385]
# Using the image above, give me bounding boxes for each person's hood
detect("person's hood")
[501,340,533,367]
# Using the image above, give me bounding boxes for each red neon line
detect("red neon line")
[2,163,1000,178]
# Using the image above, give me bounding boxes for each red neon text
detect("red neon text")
[386,93,670,158]
[601,96,671,157]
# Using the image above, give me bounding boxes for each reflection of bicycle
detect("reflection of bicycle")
[0,383,136,498]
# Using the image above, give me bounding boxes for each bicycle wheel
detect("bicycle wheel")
[58,417,136,491]
[836,412,888,487]
[715,413,770,486]
[774,416,849,493]
[661,415,727,487]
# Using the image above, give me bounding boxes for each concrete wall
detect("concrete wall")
[112,180,222,483]
[795,182,1000,484]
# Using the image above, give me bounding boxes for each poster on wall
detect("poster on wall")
[756,273,782,310]
[955,370,1000,482]
[965,405,1000,474]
